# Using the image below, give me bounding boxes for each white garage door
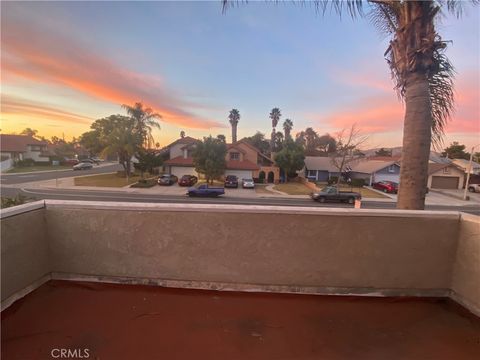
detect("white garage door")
[170,166,198,178]
[225,170,252,180]
[373,174,399,184]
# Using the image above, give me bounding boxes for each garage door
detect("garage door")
[431,176,459,189]
[225,170,252,180]
[170,166,198,178]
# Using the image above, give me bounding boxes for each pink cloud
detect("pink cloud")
[1,19,224,129]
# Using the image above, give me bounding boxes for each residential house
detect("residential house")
[428,163,465,189]
[350,160,401,185]
[303,156,340,182]
[162,136,201,178]
[0,134,50,163]
[451,158,480,175]
[163,136,279,183]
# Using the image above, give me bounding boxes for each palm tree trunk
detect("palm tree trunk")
[397,73,432,210]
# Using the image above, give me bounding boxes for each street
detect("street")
[1,165,479,215]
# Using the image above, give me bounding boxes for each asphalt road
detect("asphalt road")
[0,163,123,185]
[2,186,479,215]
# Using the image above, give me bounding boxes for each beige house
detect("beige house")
[162,136,280,183]
[428,163,465,189]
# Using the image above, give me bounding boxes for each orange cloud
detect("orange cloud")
[1,95,93,124]
[322,67,479,136]
[1,19,224,130]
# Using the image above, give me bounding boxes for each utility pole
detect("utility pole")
[463,145,479,200]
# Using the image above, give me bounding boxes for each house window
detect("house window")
[230,152,240,161]
[308,170,316,177]
[388,165,395,173]
[443,167,450,174]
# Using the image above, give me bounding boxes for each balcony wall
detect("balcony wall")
[1,200,479,316]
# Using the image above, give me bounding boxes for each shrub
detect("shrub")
[1,194,30,209]
[14,159,35,167]
[130,179,157,188]
[328,176,338,185]
[351,178,366,187]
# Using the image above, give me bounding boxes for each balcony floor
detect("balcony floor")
[2,280,480,359]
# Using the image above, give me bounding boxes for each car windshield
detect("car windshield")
[243,179,253,182]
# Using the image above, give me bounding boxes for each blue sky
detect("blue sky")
[1,1,479,149]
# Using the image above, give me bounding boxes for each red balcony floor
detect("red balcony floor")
[2,280,479,359]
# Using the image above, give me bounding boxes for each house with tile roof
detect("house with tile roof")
[427,163,465,189]
[0,134,50,163]
[162,135,280,183]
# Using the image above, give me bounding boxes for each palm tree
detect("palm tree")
[269,107,281,151]
[228,109,240,143]
[223,0,477,210]
[122,102,161,149]
[283,118,293,139]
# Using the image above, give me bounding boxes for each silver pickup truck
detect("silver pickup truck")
[311,186,362,204]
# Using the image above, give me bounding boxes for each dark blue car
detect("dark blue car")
[187,184,225,197]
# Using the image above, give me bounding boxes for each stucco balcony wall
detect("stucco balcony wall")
[1,200,479,316]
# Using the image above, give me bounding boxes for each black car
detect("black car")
[224,175,238,188]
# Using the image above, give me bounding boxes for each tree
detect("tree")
[331,124,368,186]
[243,131,270,155]
[442,142,470,159]
[20,128,38,138]
[223,1,477,210]
[274,140,305,182]
[228,109,240,143]
[375,148,393,157]
[317,134,337,155]
[122,102,161,148]
[283,118,293,139]
[216,134,227,143]
[81,115,142,176]
[193,136,227,184]
[269,107,281,151]
[134,150,164,178]
[274,131,284,152]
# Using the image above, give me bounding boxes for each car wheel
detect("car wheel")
[468,187,475,193]
[348,197,355,204]
[318,197,326,203]
[383,189,388,193]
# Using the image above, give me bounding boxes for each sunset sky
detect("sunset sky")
[1,1,479,150]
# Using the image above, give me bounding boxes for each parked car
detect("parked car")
[372,181,399,194]
[73,162,93,170]
[64,158,79,166]
[468,184,480,193]
[178,175,198,187]
[224,175,239,188]
[157,174,178,186]
[187,183,225,197]
[311,186,361,204]
[242,178,255,189]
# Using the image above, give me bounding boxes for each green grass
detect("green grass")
[196,180,224,187]
[130,178,157,188]
[274,183,312,195]
[255,184,276,195]
[74,172,140,187]
[6,165,72,173]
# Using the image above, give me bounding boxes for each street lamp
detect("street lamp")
[463,144,480,201]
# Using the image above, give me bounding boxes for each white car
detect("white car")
[242,178,255,189]
[467,184,480,193]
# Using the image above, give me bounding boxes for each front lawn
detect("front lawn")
[74,172,140,187]
[6,165,72,173]
[273,183,312,195]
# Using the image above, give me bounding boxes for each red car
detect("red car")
[372,181,398,194]
[178,175,198,187]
